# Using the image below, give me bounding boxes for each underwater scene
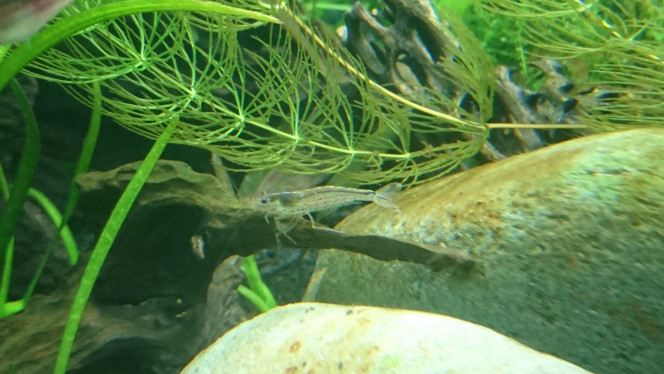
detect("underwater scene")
[0,0,662,373]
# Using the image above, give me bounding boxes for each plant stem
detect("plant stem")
[0,79,40,317]
[53,116,180,374]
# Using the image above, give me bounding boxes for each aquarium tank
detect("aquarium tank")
[0,0,662,373]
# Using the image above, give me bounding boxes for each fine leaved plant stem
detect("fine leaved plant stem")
[53,116,180,374]
[0,79,40,317]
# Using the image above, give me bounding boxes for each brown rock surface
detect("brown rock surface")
[307,128,664,374]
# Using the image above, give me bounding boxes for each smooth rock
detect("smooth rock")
[306,128,664,374]
[182,302,593,374]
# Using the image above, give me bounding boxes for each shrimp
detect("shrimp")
[254,183,402,219]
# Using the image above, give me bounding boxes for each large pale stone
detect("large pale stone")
[182,303,593,374]
[306,128,664,374]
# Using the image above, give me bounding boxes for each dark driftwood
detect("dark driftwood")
[0,251,248,374]
[77,160,473,273]
[0,160,472,373]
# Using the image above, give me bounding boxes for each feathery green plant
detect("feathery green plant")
[2,1,661,189]
[482,0,664,129]
[15,0,492,185]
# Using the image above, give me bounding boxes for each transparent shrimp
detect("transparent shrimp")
[254,183,402,220]
[253,183,402,244]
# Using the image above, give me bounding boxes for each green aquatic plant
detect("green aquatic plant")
[433,0,474,17]
[55,117,179,374]
[9,0,493,185]
[0,80,40,316]
[482,0,664,129]
[0,77,77,319]
[0,79,96,373]
[0,181,80,318]
[238,255,278,312]
[458,2,529,69]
